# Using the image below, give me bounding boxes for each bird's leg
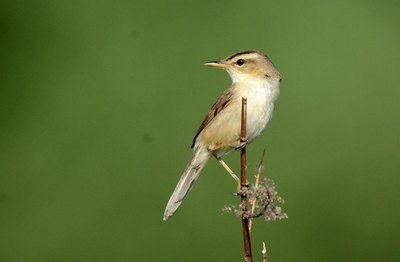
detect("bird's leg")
[215,156,241,191]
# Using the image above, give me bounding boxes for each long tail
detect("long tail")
[163,146,211,221]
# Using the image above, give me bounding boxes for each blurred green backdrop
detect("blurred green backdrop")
[1,0,399,261]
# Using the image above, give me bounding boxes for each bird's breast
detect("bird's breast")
[196,78,279,156]
[237,79,279,143]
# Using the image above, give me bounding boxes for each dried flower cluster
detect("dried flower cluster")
[223,178,288,222]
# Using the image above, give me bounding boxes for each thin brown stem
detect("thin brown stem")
[240,97,252,262]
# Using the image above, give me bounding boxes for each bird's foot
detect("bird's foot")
[233,138,248,150]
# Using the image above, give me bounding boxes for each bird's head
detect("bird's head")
[204,50,281,84]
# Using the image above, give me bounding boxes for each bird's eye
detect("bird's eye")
[236,59,245,66]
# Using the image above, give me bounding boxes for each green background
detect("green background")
[1,0,399,261]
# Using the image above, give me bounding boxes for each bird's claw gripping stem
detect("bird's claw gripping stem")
[234,138,248,150]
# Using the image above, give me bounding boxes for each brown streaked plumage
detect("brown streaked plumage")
[226,49,265,61]
[191,88,234,148]
[164,50,282,221]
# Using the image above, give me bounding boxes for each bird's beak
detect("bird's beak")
[203,60,228,68]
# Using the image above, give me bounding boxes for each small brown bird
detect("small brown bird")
[163,50,282,221]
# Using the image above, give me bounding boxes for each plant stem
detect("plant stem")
[240,97,252,262]
[249,148,266,232]
[262,242,267,262]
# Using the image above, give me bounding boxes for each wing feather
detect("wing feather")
[191,87,234,148]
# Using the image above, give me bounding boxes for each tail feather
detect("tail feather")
[163,146,211,221]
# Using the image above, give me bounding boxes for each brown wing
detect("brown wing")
[191,87,234,148]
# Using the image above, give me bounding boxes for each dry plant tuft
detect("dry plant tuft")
[222,177,288,222]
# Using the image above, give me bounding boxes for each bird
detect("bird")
[163,50,282,221]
